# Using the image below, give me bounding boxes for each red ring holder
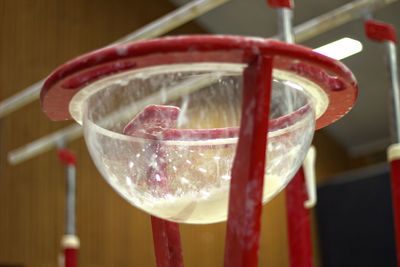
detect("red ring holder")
[365,19,400,266]
[40,35,357,267]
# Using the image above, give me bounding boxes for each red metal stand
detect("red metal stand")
[365,18,400,266]
[58,149,79,267]
[365,20,397,43]
[151,217,184,267]
[267,0,293,9]
[58,149,77,166]
[61,235,79,267]
[267,0,314,265]
[224,55,273,267]
[123,105,184,267]
[389,145,400,266]
[40,35,358,267]
[285,167,313,267]
[64,248,78,267]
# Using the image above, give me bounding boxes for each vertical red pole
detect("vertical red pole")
[57,149,79,267]
[267,0,293,8]
[123,106,184,267]
[149,143,184,267]
[61,235,79,267]
[224,55,273,267]
[267,1,314,266]
[151,217,184,267]
[365,19,399,266]
[64,248,78,267]
[389,145,400,266]
[285,167,313,267]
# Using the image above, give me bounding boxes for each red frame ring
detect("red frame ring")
[40,35,358,130]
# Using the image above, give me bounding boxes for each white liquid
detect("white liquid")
[116,174,284,224]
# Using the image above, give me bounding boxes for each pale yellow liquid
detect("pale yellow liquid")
[129,174,283,224]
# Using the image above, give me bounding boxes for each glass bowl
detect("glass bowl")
[40,36,357,224]
[74,63,316,223]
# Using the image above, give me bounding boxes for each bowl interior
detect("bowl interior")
[76,63,317,223]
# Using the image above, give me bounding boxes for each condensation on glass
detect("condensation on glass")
[69,63,324,224]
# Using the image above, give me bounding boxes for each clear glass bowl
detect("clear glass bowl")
[75,63,316,224]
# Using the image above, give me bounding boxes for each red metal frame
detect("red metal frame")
[122,103,310,142]
[61,235,80,267]
[57,149,79,267]
[151,217,184,267]
[41,35,358,266]
[267,0,293,9]
[40,36,357,131]
[285,167,313,267]
[57,148,76,166]
[123,105,184,267]
[267,0,314,264]
[64,248,78,267]
[365,19,400,266]
[365,19,397,43]
[390,155,400,266]
[224,55,273,267]
[390,153,400,267]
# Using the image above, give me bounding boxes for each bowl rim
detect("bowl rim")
[82,100,314,146]
[78,62,316,143]
[40,35,358,129]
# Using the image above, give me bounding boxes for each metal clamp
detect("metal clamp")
[303,146,317,208]
[267,0,293,9]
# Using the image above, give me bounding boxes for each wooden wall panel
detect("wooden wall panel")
[313,130,351,182]
[0,1,203,266]
[0,1,352,266]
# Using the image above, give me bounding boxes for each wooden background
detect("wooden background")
[0,1,353,266]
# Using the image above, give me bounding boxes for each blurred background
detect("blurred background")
[0,0,399,266]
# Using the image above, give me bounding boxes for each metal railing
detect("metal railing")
[6,0,398,165]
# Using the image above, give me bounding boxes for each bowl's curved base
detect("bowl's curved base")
[105,170,298,224]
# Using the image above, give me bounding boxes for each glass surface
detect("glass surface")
[79,63,316,224]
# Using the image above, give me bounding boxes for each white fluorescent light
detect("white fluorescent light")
[313,37,363,60]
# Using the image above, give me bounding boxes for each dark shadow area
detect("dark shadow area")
[316,163,396,267]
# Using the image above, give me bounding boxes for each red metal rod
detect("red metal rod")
[389,145,400,266]
[285,167,313,267]
[57,148,77,166]
[267,0,293,9]
[61,235,79,267]
[151,216,184,267]
[123,105,184,267]
[224,55,273,267]
[57,148,79,267]
[149,150,184,267]
[64,248,78,267]
[364,19,397,43]
[390,158,400,266]
[269,0,314,264]
[366,18,400,266]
